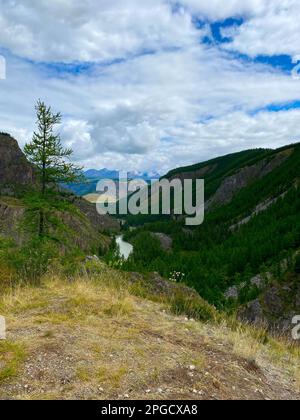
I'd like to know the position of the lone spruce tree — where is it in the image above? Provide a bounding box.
[24,100,82,237]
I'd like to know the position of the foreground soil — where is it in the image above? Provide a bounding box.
[0,273,299,400]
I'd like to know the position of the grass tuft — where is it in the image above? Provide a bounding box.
[0,341,26,383]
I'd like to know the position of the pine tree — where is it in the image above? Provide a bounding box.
[24,100,82,236]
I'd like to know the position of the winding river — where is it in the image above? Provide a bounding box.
[116,235,133,260]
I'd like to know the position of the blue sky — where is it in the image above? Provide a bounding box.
[0,0,300,173]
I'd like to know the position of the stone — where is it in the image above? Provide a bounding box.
[250,275,265,289]
[238,299,264,324]
[264,287,284,316]
[150,232,173,251]
[224,286,239,300]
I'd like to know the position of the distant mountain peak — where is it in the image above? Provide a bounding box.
[84,168,119,179]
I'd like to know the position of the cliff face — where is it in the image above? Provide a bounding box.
[0,133,35,194]
[0,197,26,244]
[206,149,293,209]
[73,196,119,233]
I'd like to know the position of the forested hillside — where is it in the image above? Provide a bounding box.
[119,143,300,317]
[0,132,119,290]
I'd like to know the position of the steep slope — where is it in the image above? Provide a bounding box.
[0,265,299,400]
[0,133,35,195]
[165,144,296,209]
[0,134,119,252]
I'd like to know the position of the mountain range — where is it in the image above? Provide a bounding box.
[65,168,161,198]
[84,168,160,180]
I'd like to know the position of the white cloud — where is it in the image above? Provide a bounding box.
[0,1,300,174]
[181,0,263,20]
[62,119,94,160]
[0,0,203,62]
[221,0,300,58]
[1,1,300,61]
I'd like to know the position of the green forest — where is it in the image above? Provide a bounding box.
[111,144,300,310]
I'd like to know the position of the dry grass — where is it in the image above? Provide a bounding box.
[0,266,299,400]
[0,197,24,208]
[198,319,300,391]
[211,321,264,361]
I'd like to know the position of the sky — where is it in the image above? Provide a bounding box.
[1,0,300,174]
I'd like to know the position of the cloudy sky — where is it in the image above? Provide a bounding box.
[1,0,300,174]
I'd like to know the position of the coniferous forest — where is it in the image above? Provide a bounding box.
[115,143,300,309]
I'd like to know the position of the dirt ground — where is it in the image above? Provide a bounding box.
[0,277,299,400]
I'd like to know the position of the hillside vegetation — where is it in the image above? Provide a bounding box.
[0,131,119,291]
[120,143,300,322]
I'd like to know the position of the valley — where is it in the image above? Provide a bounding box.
[2,0,300,403]
[0,132,299,400]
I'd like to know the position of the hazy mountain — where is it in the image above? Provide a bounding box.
[84,168,160,180]
[84,168,119,179]
[65,168,161,197]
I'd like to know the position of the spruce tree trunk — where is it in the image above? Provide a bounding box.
[39,129,46,237]
[39,209,44,237]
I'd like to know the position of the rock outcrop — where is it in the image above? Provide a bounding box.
[0,133,35,194]
[238,272,300,335]
[150,232,173,251]
[72,196,119,233]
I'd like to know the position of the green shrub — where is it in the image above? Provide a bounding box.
[6,238,58,284]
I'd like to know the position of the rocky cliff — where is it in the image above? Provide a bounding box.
[0,133,35,194]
